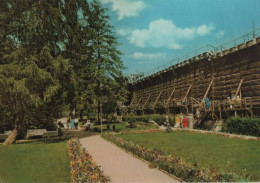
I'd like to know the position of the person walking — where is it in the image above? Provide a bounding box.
[67,118,70,129]
[70,118,75,129]
[74,118,79,130]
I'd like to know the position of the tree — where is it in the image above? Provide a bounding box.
[0,0,127,144]
[0,0,76,144]
[84,0,127,122]
[0,46,73,144]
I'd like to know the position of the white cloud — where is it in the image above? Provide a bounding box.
[116,28,132,36]
[101,0,145,20]
[215,30,225,38]
[196,24,215,36]
[132,52,166,60]
[127,19,215,50]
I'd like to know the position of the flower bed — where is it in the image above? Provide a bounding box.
[67,138,110,183]
[102,133,248,182]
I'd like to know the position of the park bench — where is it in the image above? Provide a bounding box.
[26,129,47,139]
[4,131,12,135]
[43,131,58,139]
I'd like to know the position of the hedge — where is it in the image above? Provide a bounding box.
[225,117,260,137]
[122,114,175,126]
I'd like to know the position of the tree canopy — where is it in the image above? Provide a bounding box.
[0,0,127,144]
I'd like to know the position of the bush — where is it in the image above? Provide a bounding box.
[225,117,260,137]
[122,114,175,126]
[107,113,117,123]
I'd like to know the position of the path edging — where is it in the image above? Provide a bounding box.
[101,134,183,182]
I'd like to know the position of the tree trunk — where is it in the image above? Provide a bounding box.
[3,114,21,145]
[97,102,101,123]
[3,128,17,145]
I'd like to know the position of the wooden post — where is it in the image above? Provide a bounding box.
[165,88,175,108]
[134,97,142,111]
[153,90,163,109]
[142,94,151,110]
[202,79,214,101]
[182,84,192,103]
[234,79,243,99]
[130,93,136,106]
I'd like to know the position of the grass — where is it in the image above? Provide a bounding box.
[0,141,71,183]
[94,122,159,132]
[118,131,260,181]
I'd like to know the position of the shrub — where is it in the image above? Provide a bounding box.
[112,124,116,131]
[123,114,175,126]
[225,117,260,137]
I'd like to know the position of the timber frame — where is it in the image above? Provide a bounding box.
[126,35,260,123]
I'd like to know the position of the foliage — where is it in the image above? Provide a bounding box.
[0,106,13,133]
[103,133,249,182]
[0,47,72,140]
[224,117,260,137]
[0,141,71,183]
[67,138,109,183]
[106,113,117,123]
[123,114,175,126]
[80,0,127,122]
[0,1,74,141]
[93,122,159,133]
[0,0,127,141]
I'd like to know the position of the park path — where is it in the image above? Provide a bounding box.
[80,135,178,183]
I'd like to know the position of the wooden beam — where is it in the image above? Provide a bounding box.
[153,90,163,109]
[130,93,136,106]
[165,88,175,107]
[182,84,192,102]
[136,97,142,105]
[198,79,214,111]
[234,79,243,99]
[142,94,151,110]
[202,79,214,101]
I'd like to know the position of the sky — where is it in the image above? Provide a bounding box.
[100,0,260,76]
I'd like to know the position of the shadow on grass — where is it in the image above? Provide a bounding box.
[15,131,98,144]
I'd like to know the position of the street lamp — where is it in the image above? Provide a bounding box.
[100,104,103,133]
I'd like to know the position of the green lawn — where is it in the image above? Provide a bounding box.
[94,122,159,132]
[118,131,260,181]
[0,141,71,183]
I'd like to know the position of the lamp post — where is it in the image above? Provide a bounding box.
[100,104,103,133]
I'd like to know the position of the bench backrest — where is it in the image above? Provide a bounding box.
[4,131,12,135]
[27,129,47,136]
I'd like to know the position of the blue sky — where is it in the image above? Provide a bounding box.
[100,0,260,76]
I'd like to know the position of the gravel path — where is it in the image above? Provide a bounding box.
[80,135,178,183]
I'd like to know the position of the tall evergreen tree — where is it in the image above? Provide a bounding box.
[0,0,127,144]
[0,1,74,144]
[0,46,73,144]
[86,0,127,122]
